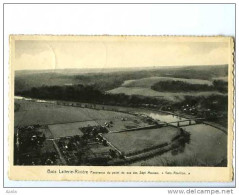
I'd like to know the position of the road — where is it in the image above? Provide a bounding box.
[52,140,67,165]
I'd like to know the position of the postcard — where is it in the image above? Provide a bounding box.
[9,35,234,181]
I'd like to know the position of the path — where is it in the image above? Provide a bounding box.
[52,140,67,165]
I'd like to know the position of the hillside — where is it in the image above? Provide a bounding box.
[15,65,228,93]
[108,72,228,102]
[121,77,213,88]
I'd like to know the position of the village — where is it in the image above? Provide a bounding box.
[14,98,196,166]
[14,92,227,167]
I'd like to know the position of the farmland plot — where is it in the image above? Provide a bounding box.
[48,116,150,138]
[131,124,227,166]
[48,121,100,138]
[108,76,225,102]
[103,126,180,156]
[121,77,213,88]
[108,87,224,102]
[14,100,137,127]
[96,117,148,132]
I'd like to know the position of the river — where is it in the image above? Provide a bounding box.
[131,112,227,166]
[14,96,227,166]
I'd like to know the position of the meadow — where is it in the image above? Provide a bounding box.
[103,126,180,156]
[14,100,138,127]
[108,87,225,102]
[121,77,213,88]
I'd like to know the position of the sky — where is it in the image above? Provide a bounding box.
[14,37,230,70]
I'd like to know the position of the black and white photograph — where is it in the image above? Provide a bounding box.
[12,36,232,168]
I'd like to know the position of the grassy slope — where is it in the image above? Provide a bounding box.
[108,87,225,102]
[122,77,213,88]
[107,67,228,101]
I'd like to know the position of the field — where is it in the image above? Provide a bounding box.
[212,76,228,82]
[48,122,92,138]
[107,75,227,102]
[103,126,180,156]
[130,124,227,166]
[15,99,150,139]
[14,97,227,166]
[14,99,138,127]
[108,87,225,102]
[95,118,148,132]
[47,118,147,138]
[122,77,213,88]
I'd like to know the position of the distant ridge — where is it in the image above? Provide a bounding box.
[15,64,228,75]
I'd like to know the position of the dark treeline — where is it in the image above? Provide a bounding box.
[174,95,228,112]
[151,80,228,93]
[212,80,228,93]
[16,84,169,107]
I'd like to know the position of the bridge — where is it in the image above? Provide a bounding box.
[159,118,205,127]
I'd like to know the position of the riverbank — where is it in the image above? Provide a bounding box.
[15,96,227,133]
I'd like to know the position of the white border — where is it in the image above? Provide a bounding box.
[2,2,236,189]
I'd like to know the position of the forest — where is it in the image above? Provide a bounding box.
[151,80,228,93]
[16,84,169,107]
